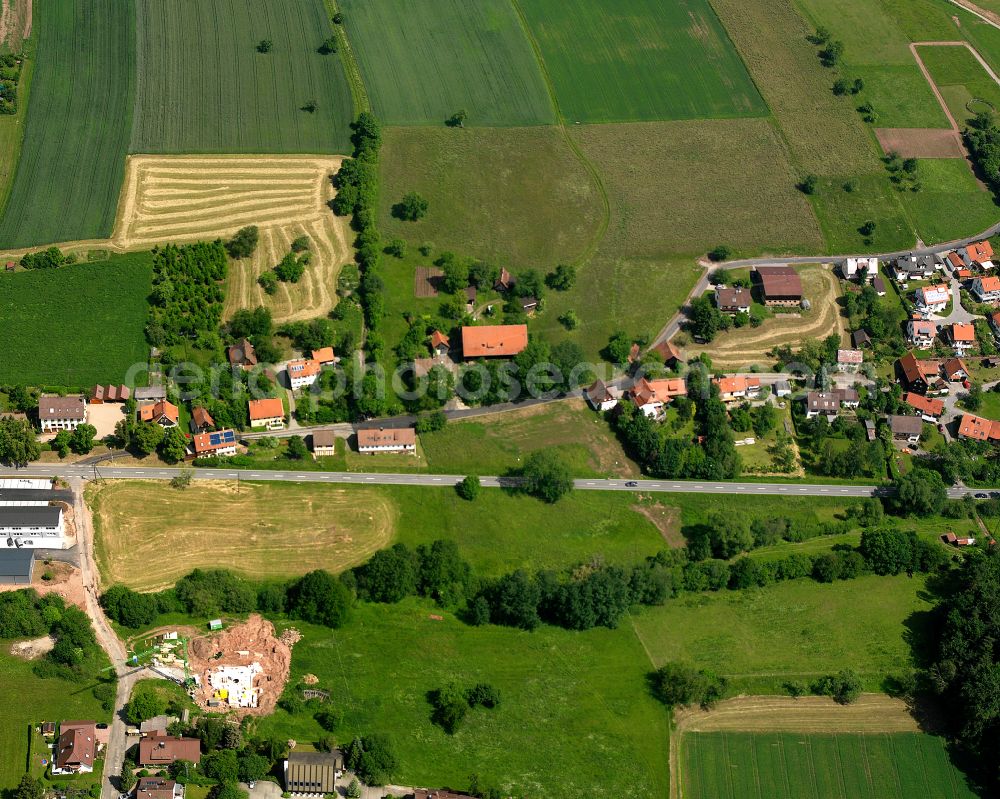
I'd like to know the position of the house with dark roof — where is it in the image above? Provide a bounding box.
[0,506,65,548]
[227,339,257,370]
[493,268,513,292]
[804,389,858,420]
[136,778,183,799]
[714,286,751,314]
[38,395,87,433]
[311,429,337,458]
[284,750,344,794]
[756,266,802,307]
[585,379,621,412]
[897,352,944,394]
[888,414,923,444]
[852,329,872,349]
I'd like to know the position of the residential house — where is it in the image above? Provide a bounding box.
[963,240,995,269]
[139,400,179,428]
[942,357,969,382]
[287,359,321,390]
[357,427,417,454]
[915,284,950,314]
[837,349,863,373]
[430,330,450,357]
[893,255,936,283]
[756,266,802,307]
[190,430,238,459]
[888,414,923,444]
[138,733,202,767]
[947,251,964,272]
[714,286,751,314]
[311,347,335,366]
[190,407,215,434]
[89,384,130,404]
[897,352,945,394]
[838,387,860,409]
[248,398,285,430]
[805,389,858,419]
[136,778,184,799]
[713,375,761,403]
[493,268,513,292]
[946,323,976,356]
[906,319,936,348]
[311,430,337,458]
[957,413,1000,442]
[38,395,87,432]
[843,257,878,280]
[973,275,1000,303]
[227,339,257,370]
[903,392,944,422]
[991,310,1000,338]
[773,379,792,398]
[284,751,344,795]
[852,329,872,349]
[629,377,687,418]
[957,268,973,280]
[653,340,683,368]
[52,721,97,775]
[872,276,887,296]
[627,343,641,363]
[461,324,528,358]
[0,507,65,549]
[585,379,622,412]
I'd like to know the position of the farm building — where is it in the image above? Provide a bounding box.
[139,400,180,428]
[287,358,321,390]
[852,329,872,348]
[888,414,922,444]
[586,379,622,412]
[494,268,514,292]
[311,430,336,457]
[714,286,751,314]
[285,751,345,794]
[755,266,802,307]
[38,395,87,432]
[629,377,687,418]
[897,353,946,395]
[942,357,969,382]
[190,429,238,459]
[134,385,167,403]
[227,339,257,370]
[0,549,34,584]
[653,340,683,367]
[52,721,97,775]
[461,324,528,358]
[357,427,417,454]
[139,733,202,767]
[89,384,130,403]
[0,506,65,548]
[0,487,72,506]
[248,398,285,430]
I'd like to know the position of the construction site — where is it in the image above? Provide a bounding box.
[135,615,294,716]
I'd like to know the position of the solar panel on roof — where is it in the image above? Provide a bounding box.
[209,433,222,445]
[223,430,235,443]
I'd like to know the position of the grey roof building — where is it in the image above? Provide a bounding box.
[0,549,34,584]
[284,751,345,794]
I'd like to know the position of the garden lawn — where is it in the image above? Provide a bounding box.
[630,575,930,693]
[131,0,353,153]
[0,648,111,792]
[518,0,765,122]
[378,126,602,268]
[339,0,553,126]
[682,731,977,799]
[974,387,1000,421]
[0,0,135,247]
[259,604,669,799]
[0,254,153,388]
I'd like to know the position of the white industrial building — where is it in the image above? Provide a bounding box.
[0,506,66,548]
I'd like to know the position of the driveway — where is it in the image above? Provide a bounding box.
[929,276,982,326]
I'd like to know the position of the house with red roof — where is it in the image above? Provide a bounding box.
[973,275,1000,303]
[946,323,976,356]
[248,398,285,430]
[903,392,944,422]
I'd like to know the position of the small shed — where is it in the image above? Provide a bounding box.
[208,619,223,631]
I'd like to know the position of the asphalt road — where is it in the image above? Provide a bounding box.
[1,463,978,498]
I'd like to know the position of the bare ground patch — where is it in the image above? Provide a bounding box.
[875,128,964,158]
[633,502,684,548]
[9,635,54,660]
[414,265,443,298]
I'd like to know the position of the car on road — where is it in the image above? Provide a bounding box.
[625,481,638,487]
[976,493,988,499]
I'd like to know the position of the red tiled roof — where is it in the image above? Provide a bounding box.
[55,722,96,771]
[942,357,968,379]
[977,275,1000,292]
[357,427,416,448]
[631,377,687,407]
[949,323,976,342]
[967,240,994,262]
[139,400,179,425]
[461,324,528,358]
[430,330,450,349]
[311,346,335,364]
[139,734,201,766]
[248,398,284,421]
[713,375,760,395]
[903,392,944,417]
[192,406,214,428]
[288,359,321,378]
[757,266,802,299]
[957,414,1000,442]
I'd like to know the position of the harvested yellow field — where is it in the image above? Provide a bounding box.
[88,480,396,592]
[111,154,352,323]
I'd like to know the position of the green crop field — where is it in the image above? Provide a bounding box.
[258,605,669,799]
[682,731,977,799]
[131,0,353,153]
[919,44,1000,126]
[339,0,553,126]
[378,126,602,267]
[0,253,153,387]
[0,0,135,248]
[517,0,765,122]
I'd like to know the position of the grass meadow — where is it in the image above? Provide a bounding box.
[517,0,765,122]
[339,0,553,126]
[259,607,669,799]
[919,44,1000,126]
[0,253,152,387]
[378,126,602,267]
[0,0,135,247]
[131,0,353,153]
[898,159,1000,244]
[0,649,110,792]
[682,731,977,799]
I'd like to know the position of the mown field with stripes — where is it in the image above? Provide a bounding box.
[113,155,351,323]
[681,732,977,799]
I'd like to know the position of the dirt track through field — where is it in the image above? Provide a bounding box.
[695,266,846,369]
[669,694,920,799]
